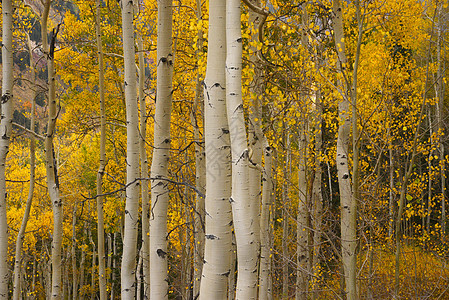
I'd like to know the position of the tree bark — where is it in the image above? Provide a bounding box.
[435,3,446,235]
[72,203,78,299]
[311,82,324,300]
[296,120,309,300]
[282,129,290,300]
[199,0,233,298]
[247,1,264,281]
[0,0,13,294]
[149,0,173,298]
[95,0,107,298]
[259,142,273,300]
[192,1,206,297]
[137,35,150,299]
[332,1,359,298]
[226,0,258,298]
[120,0,140,297]
[41,1,64,298]
[12,33,36,300]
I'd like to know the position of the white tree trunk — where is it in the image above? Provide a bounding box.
[41,1,64,298]
[120,0,140,297]
[296,121,309,300]
[0,0,13,297]
[226,0,258,298]
[333,1,358,298]
[111,232,117,300]
[296,8,311,299]
[137,36,150,299]
[282,129,291,299]
[12,34,36,300]
[199,0,233,298]
[95,1,107,298]
[311,84,323,300]
[192,2,206,297]
[149,0,173,298]
[247,2,264,279]
[259,142,273,300]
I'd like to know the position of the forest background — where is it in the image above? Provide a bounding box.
[1,0,449,299]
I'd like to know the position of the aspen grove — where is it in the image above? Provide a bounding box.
[2,0,449,299]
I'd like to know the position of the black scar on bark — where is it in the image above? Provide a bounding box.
[205,234,218,240]
[157,248,167,258]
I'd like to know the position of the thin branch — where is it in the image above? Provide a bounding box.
[12,122,45,140]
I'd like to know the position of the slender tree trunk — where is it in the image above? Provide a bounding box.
[296,119,309,300]
[107,233,112,288]
[149,0,173,298]
[282,129,290,299]
[268,153,277,300]
[259,142,273,300]
[389,131,395,238]
[12,33,37,300]
[192,1,206,297]
[435,4,446,235]
[296,9,311,299]
[0,0,13,294]
[427,107,434,236]
[89,226,97,300]
[79,223,87,298]
[199,0,233,297]
[43,250,52,298]
[247,1,264,281]
[42,1,64,298]
[63,255,69,299]
[311,85,324,300]
[120,0,140,297]
[180,184,192,300]
[226,0,258,298]
[332,0,362,298]
[136,249,143,300]
[111,232,117,300]
[137,35,150,299]
[95,1,107,298]
[72,204,78,300]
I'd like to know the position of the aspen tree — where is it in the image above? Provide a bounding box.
[332,0,363,298]
[296,120,309,300]
[149,0,173,298]
[282,128,291,299]
[137,36,150,298]
[227,0,258,297]
[259,141,273,300]
[71,204,78,299]
[120,0,140,297]
[243,2,271,296]
[41,1,64,298]
[296,7,310,300]
[311,79,324,300]
[199,0,233,298]
[95,0,107,298]
[12,34,36,300]
[435,2,446,235]
[0,0,13,297]
[192,1,206,296]
[247,0,264,272]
